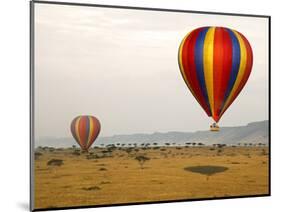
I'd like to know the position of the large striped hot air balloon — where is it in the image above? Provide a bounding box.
[178,26,253,131]
[70,115,101,151]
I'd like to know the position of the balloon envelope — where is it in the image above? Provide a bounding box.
[178,26,253,122]
[70,115,101,151]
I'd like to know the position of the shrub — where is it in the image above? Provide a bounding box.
[34,152,42,160]
[82,186,101,191]
[261,149,268,155]
[47,159,63,166]
[72,150,80,156]
[217,149,223,155]
[86,154,99,160]
[231,162,240,164]
[100,181,111,184]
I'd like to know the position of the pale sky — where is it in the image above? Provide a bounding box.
[34,3,269,139]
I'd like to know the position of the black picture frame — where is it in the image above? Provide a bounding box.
[30,1,271,211]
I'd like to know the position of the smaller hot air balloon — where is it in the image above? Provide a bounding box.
[70,115,101,151]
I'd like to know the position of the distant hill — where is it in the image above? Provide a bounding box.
[35,120,269,147]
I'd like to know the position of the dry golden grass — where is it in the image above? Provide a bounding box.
[34,146,269,209]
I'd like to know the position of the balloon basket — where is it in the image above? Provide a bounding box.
[210,123,220,132]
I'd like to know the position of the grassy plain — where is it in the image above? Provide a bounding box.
[34,146,269,209]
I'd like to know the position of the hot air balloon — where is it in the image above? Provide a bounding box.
[70,115,101,151]
[178,26,253,131]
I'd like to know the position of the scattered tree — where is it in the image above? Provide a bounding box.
[135,155,150,169]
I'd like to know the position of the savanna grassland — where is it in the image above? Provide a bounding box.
[34,145,269,209]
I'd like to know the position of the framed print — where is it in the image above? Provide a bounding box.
[30,1,270,211]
